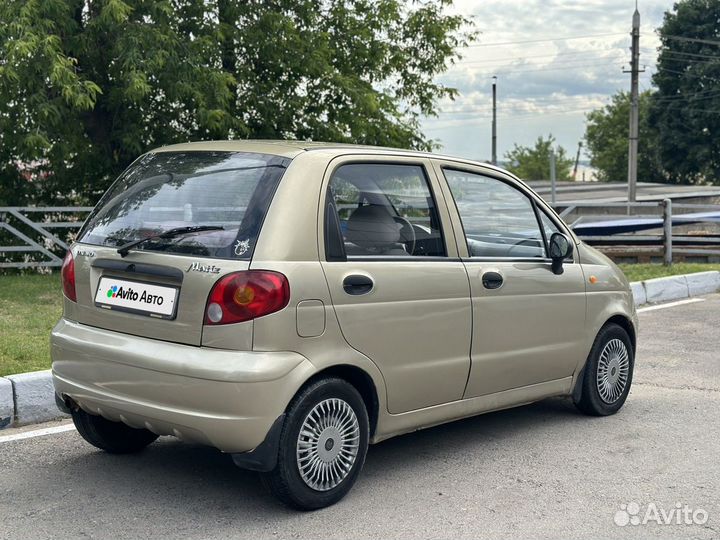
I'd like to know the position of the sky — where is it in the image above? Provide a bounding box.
[422,0,674,162]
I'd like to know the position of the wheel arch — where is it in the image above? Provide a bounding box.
[232,362,381,472]
[573,313,636,403]
[604,314,637,352]
[295,364,380,438]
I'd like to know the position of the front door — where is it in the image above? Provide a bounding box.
[436,164,587,398]
[320,157,472,414]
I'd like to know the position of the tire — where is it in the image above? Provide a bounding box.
[72,409,158,454]
[574,323,635,416]
[262,377,369,510]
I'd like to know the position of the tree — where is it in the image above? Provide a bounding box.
[0,0,474,205]
[585,91,664,183]
[504,135,574,181]
[649,0,720,184]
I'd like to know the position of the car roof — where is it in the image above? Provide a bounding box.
[151,139,508,175]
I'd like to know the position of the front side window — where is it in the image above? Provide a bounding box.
[443,168,546,259]
[326,163,446,258]
[79,151,289,259]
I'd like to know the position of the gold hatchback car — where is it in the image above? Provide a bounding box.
[52,140,637,509]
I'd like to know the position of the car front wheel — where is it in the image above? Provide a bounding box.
[575,323,635,416]
[262,377,369,510]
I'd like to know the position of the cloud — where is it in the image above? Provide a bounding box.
[423,0,672,160]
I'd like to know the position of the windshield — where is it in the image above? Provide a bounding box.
[79,151,289,259]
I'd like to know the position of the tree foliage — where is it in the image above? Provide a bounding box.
[0,0,473,205]
[649,0,720,184]
[585,91,663,183]
[504,135,574,181]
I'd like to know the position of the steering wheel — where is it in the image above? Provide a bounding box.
[393,216,417,255]
[507,238,542,257]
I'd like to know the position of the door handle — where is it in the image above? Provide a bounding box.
[481,271,504,290]
[342,274,374,295]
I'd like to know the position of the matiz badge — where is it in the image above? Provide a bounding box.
[186,262,221,274]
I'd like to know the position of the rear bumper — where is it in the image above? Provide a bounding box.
[51,318,315,453]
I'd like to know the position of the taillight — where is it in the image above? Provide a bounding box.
[61,251,77,302]
[204,271,290,325]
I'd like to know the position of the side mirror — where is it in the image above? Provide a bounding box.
[549,232,573,275]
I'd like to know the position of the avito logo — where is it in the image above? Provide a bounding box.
[107,286,139,301]
[105,284,164,306]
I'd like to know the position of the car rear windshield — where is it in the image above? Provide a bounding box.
[79,151,290,259]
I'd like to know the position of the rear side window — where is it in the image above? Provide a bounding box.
[326,163,446,258]
[443,168,546,259]
[79,152,289,259]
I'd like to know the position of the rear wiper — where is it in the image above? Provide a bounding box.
[116,225,224,257]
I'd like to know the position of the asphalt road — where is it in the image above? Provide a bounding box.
[2,296,719,539]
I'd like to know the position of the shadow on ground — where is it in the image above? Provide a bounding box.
[39,397,588,518]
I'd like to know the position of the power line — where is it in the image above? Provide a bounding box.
[658,49,720,60]
[652,90,720,102]
[459,60,624,75]
[491,88,720,107]
[439,90,613,107]
[654,66,720,80]
[456,55,625,71]
[655,59,720,71]
[440,96,611,115]
[424,108,600,130]
[442,103,608,118]
[430,96,720,127]
[466,32,628,48]
[664,35,720,47]
[456,47,625,66]
[655,55,720,67]
[663,106,720,114]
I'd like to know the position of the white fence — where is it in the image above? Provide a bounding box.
[0,207,92,269]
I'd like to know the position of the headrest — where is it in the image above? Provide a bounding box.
[346,205,401,249]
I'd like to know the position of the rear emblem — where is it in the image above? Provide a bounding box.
[186,262,221,274]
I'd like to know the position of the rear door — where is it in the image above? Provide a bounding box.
[67,151,287,346]
[433,162,587,398]
[320,155,472,414]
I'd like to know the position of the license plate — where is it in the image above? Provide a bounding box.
[94,277,179,319]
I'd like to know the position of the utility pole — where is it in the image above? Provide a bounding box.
[625,3,642,203]
[572,141,583,181]
[491,76,497,165]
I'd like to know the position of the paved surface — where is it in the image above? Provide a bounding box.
[1,297,719,539]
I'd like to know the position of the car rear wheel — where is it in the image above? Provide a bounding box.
[574,323,634,416]
[262,377,369,510]
[71,409,159,454]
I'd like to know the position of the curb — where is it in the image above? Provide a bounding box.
[0,378,13,429]
[0,370,68,429]
[632,271,720,306]
[1,271,719,430]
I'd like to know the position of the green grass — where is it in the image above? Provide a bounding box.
[618,263,720,283]
[0,273,62,377]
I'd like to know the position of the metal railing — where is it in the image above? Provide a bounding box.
[556,200,720,264]
[0,207,93,269]
[3,201,720,269]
